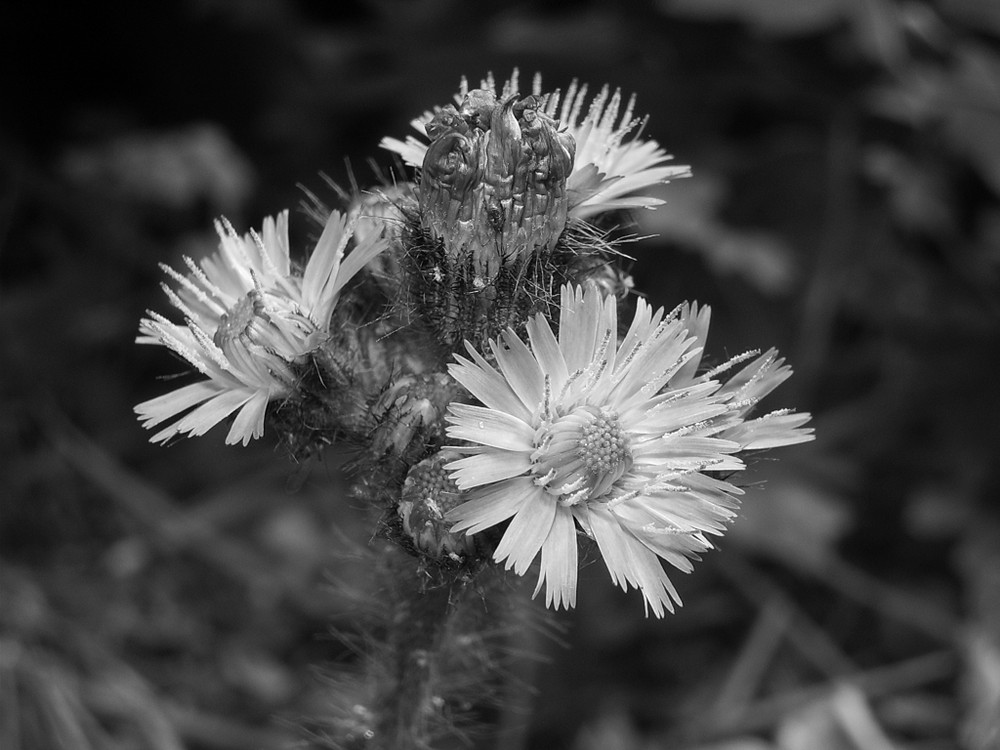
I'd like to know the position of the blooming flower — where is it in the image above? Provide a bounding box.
[380,70,689,223]
[135,209,385,445]
[444,285,812,615]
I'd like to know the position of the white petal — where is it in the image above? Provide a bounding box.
[301,210,350,323]
[533,506,579,610]
[558,285,612,374]
[134,381,221,428]
[587,505,679,618]
[671,302,711,386]
[160,388,257,441]
[491,331,544,411]
[493,487,556,575]
[446,451,532,489]
[449,349,531,421]
[446,403,534,450]
[526,313,569,389]
[447,477,534,534]
[719,412,814,450]
[226,389,271,445]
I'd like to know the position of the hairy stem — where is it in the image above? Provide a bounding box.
[368,551,466,750]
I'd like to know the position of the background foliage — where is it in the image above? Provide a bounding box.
[3,1,999,748]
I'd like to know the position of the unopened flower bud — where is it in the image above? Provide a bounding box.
[370,373,456,458]
[399,450,474,560]
[419,88,576,282]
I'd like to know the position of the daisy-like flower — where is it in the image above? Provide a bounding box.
[135,209,385,445]
[444,285,812,616]
[380,70,689,222]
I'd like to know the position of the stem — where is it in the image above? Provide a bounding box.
[372,554,461,750]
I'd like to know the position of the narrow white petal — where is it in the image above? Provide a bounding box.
[446,451,532,489]
[226,389,271,445]
[719,412,814,449]
[671,303,711,386]
[491,331,545,411]
[158,388,258,441]
[559,285,610,373]
[301,210,349,322]
[526,313,569,390]
[447,477,533,534]
[449,350,531,422]
[588,506,679,618]
[327,233,387,307]
[533,506,579,610]
[493,487,557,576]
[134,381,221,428]
[446,403,534,450]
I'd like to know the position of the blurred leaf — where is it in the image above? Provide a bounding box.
[641,174,798,295]
[902,483,974,541]
[686,740,776,750]
[870,43,1000,196]
[959,632,1000,750]
[661,0,906,66]
[59,124,255,213]
[573,705,645,750]
[862,146,954,238]
[729,469,851,572]
[939,0,1000,35]
[658,0,845,35]
[776,684,896,750]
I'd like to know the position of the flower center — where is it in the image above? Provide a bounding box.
[213,291,266,351]
[404,458,463,516]
[400,451,472,559]
[577,410,631,477]
[533,405,633,504]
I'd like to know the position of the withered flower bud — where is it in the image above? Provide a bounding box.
[419,89,576,282]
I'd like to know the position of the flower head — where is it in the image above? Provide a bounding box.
[399,450,476,560]
[135,209,385,445]
[380,70,689,225]
[444,285,812,615]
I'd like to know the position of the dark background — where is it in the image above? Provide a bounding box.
[3,1,999,748]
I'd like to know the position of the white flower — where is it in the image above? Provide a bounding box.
[135,209,385,445]
[379,70,689,221]
[444,285,812,615]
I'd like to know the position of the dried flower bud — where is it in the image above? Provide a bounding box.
[399,450,475,560]
[419,90,576,281]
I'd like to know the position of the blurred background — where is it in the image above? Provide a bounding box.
[3,1,1000,748]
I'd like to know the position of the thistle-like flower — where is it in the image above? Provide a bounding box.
[444,285,813,615]
[135,210,385,445]
[399,450,475,560]
[380,70,689,228]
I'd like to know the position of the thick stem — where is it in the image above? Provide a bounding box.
[371,555,461,750]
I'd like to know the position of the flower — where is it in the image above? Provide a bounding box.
[380,70,689,223]
[444,285,813,615]
[135,209,385,445]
